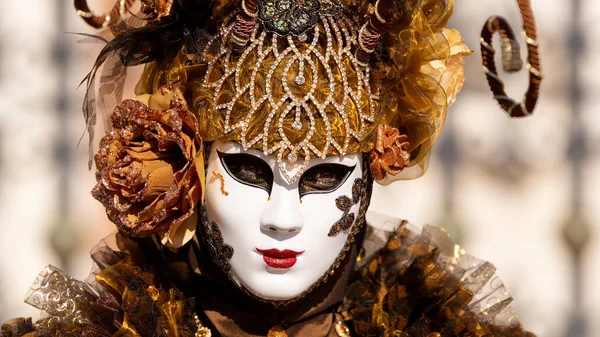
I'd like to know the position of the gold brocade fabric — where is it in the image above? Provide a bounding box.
[1,235,199,337]
[134,0,471,180]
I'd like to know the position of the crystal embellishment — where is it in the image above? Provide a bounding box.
[287,152,298,163]
[202,15,378,184]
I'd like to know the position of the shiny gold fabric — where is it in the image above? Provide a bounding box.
[92,89,205,248]
[8,234,200,337]
[1,318,36,337]
[342,222,535,337]
[375,0,471,178]
[134,0,470,179]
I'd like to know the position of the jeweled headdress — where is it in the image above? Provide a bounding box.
[78,0,540,184]
[77,0,541,243]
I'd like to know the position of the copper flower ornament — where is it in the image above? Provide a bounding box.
[369,124,410,181]
[92,90,204,248]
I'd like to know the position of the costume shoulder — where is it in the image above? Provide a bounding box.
[1,234,202,337]
[342,221,536,337]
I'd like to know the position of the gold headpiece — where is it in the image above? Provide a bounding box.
[76,0,542,244]
[198,12,379,183]
[79,0,541,184]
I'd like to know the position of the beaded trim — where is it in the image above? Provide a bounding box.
[242,0,258,18]
[202,15,379,184]
[211,171,229,196]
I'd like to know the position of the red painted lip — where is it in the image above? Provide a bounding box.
[256,248,304,269]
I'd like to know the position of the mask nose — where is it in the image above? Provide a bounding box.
[260,187,304,235]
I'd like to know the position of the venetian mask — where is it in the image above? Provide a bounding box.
[201,141,368,300]
[85,0,483,305]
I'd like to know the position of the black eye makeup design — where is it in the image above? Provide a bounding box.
[298,163,355,198]
[218,151,274,194]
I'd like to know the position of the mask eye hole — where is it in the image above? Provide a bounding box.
[218,152,274,195]
[299,164,355,198]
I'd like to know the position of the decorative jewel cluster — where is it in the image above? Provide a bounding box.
[202,14,379,184]
[259,0,318,35]
[257,0,342,36]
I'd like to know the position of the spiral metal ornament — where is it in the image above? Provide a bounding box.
[74,0,136,28]
[480,0,542,117]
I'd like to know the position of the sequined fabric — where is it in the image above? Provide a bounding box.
[257,0,342,36]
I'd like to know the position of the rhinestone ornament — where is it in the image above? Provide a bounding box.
[202,14,379,184]
[295,75,306,85]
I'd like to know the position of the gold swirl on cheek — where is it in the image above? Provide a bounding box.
[211,171,229,196]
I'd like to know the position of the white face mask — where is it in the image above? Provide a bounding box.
[202,141,365,300]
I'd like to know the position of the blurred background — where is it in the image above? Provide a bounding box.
[0,0,596,336]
